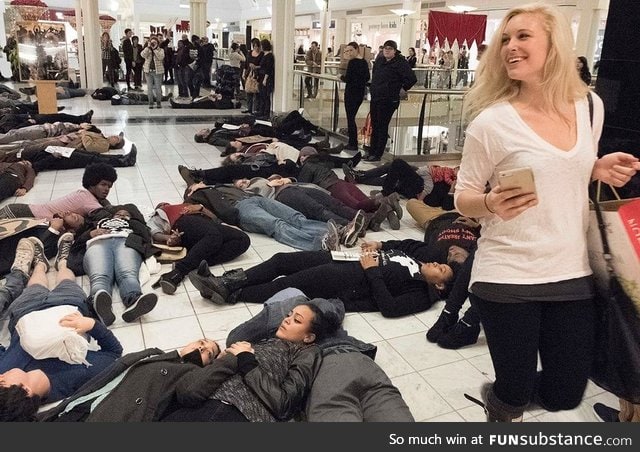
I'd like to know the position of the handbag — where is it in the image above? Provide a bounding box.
[153,243,187,263]
[358,112,372,149]
[588,182,640,403]
[244,70,260,94]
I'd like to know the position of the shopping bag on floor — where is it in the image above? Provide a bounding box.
[588,183,640,403]
[358,112,372,148]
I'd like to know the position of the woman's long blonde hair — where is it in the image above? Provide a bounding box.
[463,2,589,121]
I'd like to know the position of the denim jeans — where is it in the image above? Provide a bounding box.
[176,66,193,98]
[236,197,328,251]
[146,71,163,104]
[83,237,143,303]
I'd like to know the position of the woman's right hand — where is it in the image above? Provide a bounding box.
[485,186,538,221]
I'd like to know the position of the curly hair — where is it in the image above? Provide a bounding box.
[0,386,41,421]
[82,163,118,189]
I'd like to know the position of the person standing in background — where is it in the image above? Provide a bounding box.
[121,28,134,91]
[406,47,417,68]
[576,56,592,86]
[454,3,639,422]
[242,38,263,115]
[228,42,246,97]
[141,37,165,109]
[304,41,322,99]
[340,42,370,151]
[199,36,215,88]
[131,36,144,90]
[100,32,113,87]
[257,39,274,119]
[366,40,416,162]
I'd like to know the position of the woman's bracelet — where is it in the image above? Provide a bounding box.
[483,193,495,214]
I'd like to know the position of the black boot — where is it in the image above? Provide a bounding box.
[188,261,247,304]
[157,268,185,295]
[426,309,457,343]
[437,319,480,349]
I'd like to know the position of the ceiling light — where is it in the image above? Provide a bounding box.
[447,5,477,13]
[390,9,416,17]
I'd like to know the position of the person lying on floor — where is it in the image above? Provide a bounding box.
[296,147,399,230]
[0,214,84,278]
[0,162,116,221]
[0,236,123,421]
[343,158,458,228]
[38,300,341,422]
[147,201,251,295]
[183,181,351,254]
[0,110,94,134]
[6,129,125,156]
[0,121,94,145]
[221,137,344,158]
[225,289,414,422]
[362,212,482,349]
[188,248,457,318]
[65,205,160,326]
[0,160,35,203]
[232,176,368,244]
[110,91,173,106]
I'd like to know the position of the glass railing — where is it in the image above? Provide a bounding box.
[293,69,467,161]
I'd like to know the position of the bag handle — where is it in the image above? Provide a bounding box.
[589,183,616,278]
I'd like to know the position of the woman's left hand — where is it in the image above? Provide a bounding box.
[592,152,640,187]
[227,341,254,355]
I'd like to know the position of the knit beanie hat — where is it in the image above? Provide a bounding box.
[299,146,318,159]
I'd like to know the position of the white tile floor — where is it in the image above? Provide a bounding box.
[0,87,619,422]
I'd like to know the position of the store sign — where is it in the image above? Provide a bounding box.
[312,19,335,29]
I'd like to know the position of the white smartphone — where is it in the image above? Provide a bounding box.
[498,167,537,194]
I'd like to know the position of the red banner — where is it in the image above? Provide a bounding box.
[427,11,486,47]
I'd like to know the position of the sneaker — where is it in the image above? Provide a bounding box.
[148,104,155,109]
[593,403,621,422]
[27,236,50,272]
[437,319,481,349]
[92,289,115,326]
[12,238,35,276]
[187,260,227,304]
[426,309,457,343]
[122,292,158,323]
[178,165,200,186]
[156,102,162,109]
[341,210,367,248]
[321,219,341,251]
[386,210,401,230]
[54,232,74,271]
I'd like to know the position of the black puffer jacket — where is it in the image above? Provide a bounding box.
[369,53,417,102]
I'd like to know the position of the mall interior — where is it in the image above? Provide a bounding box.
[0,0,637,423]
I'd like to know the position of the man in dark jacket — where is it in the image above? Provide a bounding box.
[37,339,225,422]
[366,40,417,161]
[121,28,134,90]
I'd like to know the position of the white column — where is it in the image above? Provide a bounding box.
[190,0,207,38]
[0,2,11,76]
[74,0,86,88]
[574,0,604,62]
[80,0,102,89]
[397,0,421,50]
[319,0,329,74]
[272,0,296,113]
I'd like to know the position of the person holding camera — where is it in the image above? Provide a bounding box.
[140,37,165,109]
